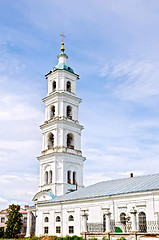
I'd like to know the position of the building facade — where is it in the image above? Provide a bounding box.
[0,205,33,237]
[26,42,159,237]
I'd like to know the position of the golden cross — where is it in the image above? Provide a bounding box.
[60,33,65,42]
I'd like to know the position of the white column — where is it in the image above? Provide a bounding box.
[105,210,111,232]
[130,207,137,232]
[25,210,31,237]
[155,212,159,222]
[82,213,88,232]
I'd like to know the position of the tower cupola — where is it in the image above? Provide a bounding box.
[53,42,74,73]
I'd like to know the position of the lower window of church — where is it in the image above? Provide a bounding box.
[44,226,49,234]
[69,226,74,234]
[56,226,61,233]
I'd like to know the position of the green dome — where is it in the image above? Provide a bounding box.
[53,62,74,73]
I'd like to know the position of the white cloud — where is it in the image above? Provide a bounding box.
[0,197,8,204]
[102,59,159,104]
[0,94,43,121]
[0,173,38,210]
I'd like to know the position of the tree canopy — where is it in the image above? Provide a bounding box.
[6,204,23,238]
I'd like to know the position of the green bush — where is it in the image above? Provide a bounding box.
[118,237,126,240]
[102,237,108,240]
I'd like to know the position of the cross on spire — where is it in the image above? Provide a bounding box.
[60,33,65,42]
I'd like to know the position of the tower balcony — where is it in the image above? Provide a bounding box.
[41,146,82,156]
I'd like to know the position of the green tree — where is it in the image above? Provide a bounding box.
[0,227,4,238]
[5,204,23,238]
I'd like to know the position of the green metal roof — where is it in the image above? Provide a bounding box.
[53,62,74,73]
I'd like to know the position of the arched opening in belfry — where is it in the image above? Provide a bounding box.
[139,212,147,232]
[67,170,71,183]
[73,171,76,184]
[67,170,71,184]
[67,133,74,149]
[66,106,72,119]
[50,105,55,119]
[53,81,56,92]
[47,132,54,149]
[45,171,48,184]
[49,170,52,184]
[66,81,71,92]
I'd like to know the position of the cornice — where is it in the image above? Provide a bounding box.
[40,117,84,130]
[42,91,82,103]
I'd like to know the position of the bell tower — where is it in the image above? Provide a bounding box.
[36,41,85,198]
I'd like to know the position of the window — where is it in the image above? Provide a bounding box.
[66,106,72,119]
[56,226,61,233]
[24,217,27,223]
[47,132,54,149]
[139,212,147,232]
[44,217,49,222]
[103,215,106,232]
[44,226,49,234]
[69,226,74,234]
[73,171,76,184]
[120,212,126,225]
[23,227,27,233]
[69,215,74,221]
[50,105,55,119]
[67,170,71,184]
[56,216,61,222]
[45,171,48,184]
[66,81,71,92]
[1,217,5,223]
[53,81,56,91]
[49,170,52,184]
[67,133,74,149]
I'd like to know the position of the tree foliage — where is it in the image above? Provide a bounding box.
[6,204,23,238]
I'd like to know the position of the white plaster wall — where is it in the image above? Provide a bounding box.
[35,191,159,237]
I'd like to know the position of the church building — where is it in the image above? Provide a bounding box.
[26,42,159,237]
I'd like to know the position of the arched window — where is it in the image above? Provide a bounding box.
[56,216,61,222]
[50,105,55,119]
[103,215,106,232]
[44,217,49,222]
[49,170,52,184]
[120,212,126,225]
[66,81,71,92]
[45,171,48,184]
[53,81,56,92]
[66,106,72,119]
[139,212,147,232]
[47,132,54,149]
[67,170,71,184]
[68,215,74,221]
[67,133,74,149]
[73,171,76,184]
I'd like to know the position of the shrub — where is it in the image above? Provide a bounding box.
[118,237,126,240]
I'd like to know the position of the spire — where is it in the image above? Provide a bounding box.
[61,42,65,52]
[57,34,68,64]
[60,33,65,52]
[52,35,74,74]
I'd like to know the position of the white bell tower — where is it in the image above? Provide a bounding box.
[35,41,85,199]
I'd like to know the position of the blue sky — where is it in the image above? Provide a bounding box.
[1,0,159,209]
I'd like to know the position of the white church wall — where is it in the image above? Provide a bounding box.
[35,190,159,237]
